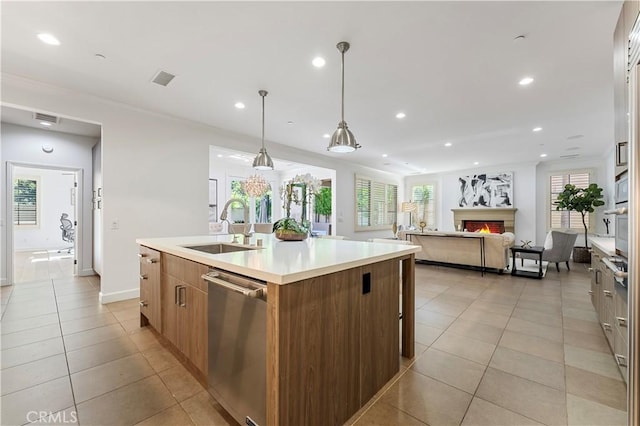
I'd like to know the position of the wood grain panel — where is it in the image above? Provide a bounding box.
[184,285,208,375]
[267,268,361,426]
[360,259,400,403]
[161,273,180,348]
[185,260,210,293]
[267,268,361,425]
[401,254,415,358]
[162,253,185,281]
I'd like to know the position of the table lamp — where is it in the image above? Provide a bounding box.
[401,201,418,230]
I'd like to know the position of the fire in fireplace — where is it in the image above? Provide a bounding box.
[463,220,505,234]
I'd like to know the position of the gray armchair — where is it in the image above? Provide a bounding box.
[521,230,578,272]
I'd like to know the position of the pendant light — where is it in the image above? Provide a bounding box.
[253,89,274,170]
[328,41,360,153]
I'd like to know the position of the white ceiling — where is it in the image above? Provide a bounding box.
[1,106,101,138]
[1,1,622,175]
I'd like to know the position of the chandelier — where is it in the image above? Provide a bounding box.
[243,174,271,197]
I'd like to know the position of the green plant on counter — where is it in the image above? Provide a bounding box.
[272,217,309,234]
[554,183,605,248]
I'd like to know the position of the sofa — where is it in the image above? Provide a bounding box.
[400,230,516,272]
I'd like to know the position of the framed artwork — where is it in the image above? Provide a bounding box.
[458,172,513,208]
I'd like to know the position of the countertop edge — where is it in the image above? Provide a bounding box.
[137,236,420,285]
[589,237,616,256]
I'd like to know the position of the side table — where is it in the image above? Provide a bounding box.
[511,246,545,279]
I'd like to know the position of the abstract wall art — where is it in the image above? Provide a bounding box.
[458,172,513,208]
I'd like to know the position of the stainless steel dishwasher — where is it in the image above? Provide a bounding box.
[202,269,267,426]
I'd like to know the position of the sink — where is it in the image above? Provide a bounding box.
[184,243,258,254]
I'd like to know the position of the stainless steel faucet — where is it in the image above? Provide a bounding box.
[220,198,251,237]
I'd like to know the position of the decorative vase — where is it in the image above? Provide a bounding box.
[275,230,308,241]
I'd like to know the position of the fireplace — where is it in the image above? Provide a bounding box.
[451,208,517,233]
[463,220,505,234]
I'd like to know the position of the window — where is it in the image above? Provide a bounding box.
[549,170,591,230]
[14,178,38,226]
[229,178,272,223]
[355,175,398,230]
[411,184,436,229]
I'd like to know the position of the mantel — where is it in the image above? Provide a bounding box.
[451,208,518,233]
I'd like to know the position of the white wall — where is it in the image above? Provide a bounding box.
[1,122,97,282]
[405,162,538,244]
[13,166,76,251]
[2,75,400,301]
[93,139,103,275]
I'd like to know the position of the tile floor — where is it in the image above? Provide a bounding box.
[0,260,628,425]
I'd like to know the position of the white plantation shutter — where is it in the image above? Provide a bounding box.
[355,175,398,230]
[356,177,371,226]
[550,171,592,230]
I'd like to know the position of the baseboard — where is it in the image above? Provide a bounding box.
[78,268,95,277]
[99,288,139,304]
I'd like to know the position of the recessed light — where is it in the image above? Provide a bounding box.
[94,53,106,60]
[519,77,534,86]
[444,142,452,147]
[513,35,526,42]
[287,121,294,125]
[217,154,223,158]
[322,134,330,138]
[540,153,547,158]
[37,33,60,46]
[382,154,388,157]
[395,112,406,119]
[40,122,52,126]
[473,161,479,165]
[567,134,584,140]
[42,145,54,153]
[312,57,326,68]
[234,102,245,109]
[383,162,391,166]
[532,127,542,132]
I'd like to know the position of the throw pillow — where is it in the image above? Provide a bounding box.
[543,231,554,250]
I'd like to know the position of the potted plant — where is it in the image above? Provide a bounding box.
[273,174,321,241]
[554,183,605,262]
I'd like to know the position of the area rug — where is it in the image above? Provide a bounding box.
[508,258,549,277]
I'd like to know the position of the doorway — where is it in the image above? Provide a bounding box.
[7,163,82,284]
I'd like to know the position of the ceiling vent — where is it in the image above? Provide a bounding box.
[33,112,59,124]
[151,70,175,87]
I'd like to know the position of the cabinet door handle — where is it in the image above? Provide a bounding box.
[179,286,187,308]
[616,317,628,327]
[588,290,594,295]
[588,267,594,272]
[138,253,145,258]
[595,270,601,284]
[174,285,179,305]
[602,322,612,331]
[146,258,157,264]
[604,290,613,298]
[139,300,148,307]
[615,354,627,367]
[139,275,148,280]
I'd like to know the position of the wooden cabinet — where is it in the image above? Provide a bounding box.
[267,258,401,426]
[590,245,628,383]
[158,252,209,378]
[614,287,629,383]
[139,246,161,329]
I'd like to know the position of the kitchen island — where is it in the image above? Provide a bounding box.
[136,233,419,426]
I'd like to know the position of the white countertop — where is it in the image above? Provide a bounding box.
[589,236,616,256]
[136,233,420,285]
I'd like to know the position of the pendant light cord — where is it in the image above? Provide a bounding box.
[341,49,345,123]
[261,93,266,149]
